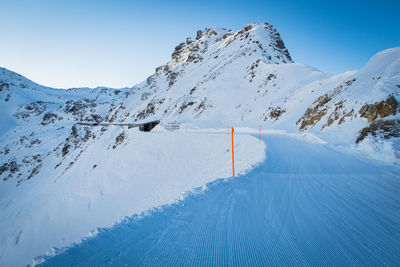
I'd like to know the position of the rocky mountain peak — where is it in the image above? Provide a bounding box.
[146,22,294,95]
[219,22,292,62]
[164,22,292,69]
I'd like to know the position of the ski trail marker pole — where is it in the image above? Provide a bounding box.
[231,127,235,177]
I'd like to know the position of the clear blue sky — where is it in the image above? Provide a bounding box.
[0,0,399,88]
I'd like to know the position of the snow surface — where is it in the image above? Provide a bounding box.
[0,128,265,266]
[40,134,400,266]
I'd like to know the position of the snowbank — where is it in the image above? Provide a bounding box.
[0,129,265,266]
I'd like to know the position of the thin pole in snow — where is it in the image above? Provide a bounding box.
[259,125,261,143]
[231,127,235,177]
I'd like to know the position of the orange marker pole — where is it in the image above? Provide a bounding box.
[231,127,235,177]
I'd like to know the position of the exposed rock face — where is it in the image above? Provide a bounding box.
[263,23,292,62]
[359,96,398,123]
[297,79,356,130]
[15,101,51,120]
[41,112,61,125]
[264,106,286,121]
[356,119,400,143]
[112,131,126,149]
[170,28,217,64]
[354,96,399,143]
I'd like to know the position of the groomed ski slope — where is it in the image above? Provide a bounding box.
[41,134,400,266]
[0,130,265,267]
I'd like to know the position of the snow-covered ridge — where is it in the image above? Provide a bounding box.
[0,22,400,265]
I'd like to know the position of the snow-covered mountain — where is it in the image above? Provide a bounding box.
[2,23,399,184]
[0,22,399,265]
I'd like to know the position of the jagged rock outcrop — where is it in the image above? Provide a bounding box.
[356,119,400,143]
[359,96,397,123]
